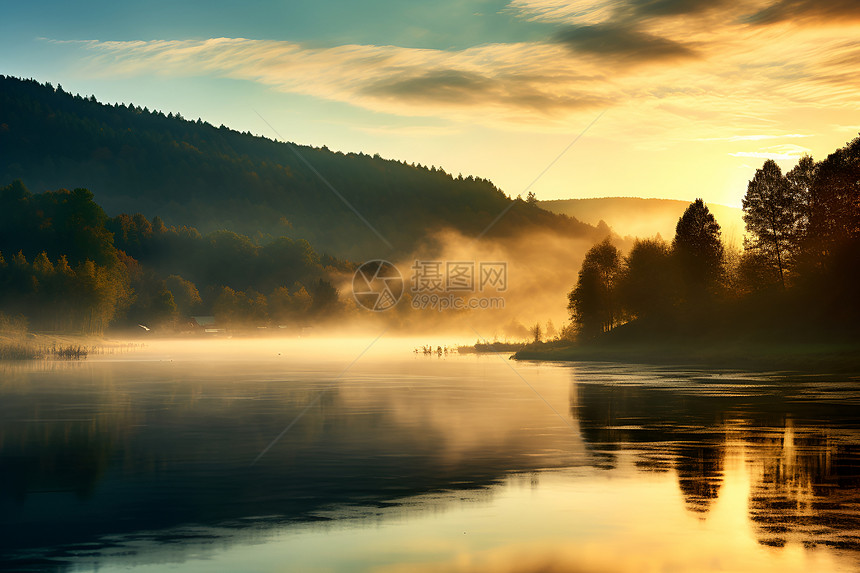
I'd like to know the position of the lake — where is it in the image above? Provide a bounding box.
[1,337,858,572]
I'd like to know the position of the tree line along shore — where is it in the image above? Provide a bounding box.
[516,134,860,369]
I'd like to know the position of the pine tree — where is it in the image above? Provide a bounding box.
[672,199,724,297]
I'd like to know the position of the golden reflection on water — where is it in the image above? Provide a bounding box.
[0,338,858,572]
[108,456,854,573]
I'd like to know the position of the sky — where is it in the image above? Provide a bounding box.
[2,0,859,207]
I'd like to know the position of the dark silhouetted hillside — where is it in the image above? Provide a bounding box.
[0,75,602,259]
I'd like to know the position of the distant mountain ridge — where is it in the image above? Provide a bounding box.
[0,75,603,259]
[540,197,745,245]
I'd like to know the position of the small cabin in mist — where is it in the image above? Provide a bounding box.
[192,316,223,334]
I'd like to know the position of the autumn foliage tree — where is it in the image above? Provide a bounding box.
[0,181,351,333]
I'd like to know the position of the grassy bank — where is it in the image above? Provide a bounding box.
[0,333,114,361]
[513,338,860,373]
[457,341,527,354]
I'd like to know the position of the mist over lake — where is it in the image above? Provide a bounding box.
[2,338,857,572]
[3,0,860,569]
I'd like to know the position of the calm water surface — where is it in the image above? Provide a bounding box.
[1,337,858,572]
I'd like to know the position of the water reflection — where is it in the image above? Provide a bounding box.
[747,423,860,551]
[0,345,587,570]
[573,369,860,550]
[0,343,858,571]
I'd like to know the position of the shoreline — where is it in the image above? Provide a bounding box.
[0,333,141,360]
[512,339,860,374]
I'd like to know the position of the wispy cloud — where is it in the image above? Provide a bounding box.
[505,0,620,25]
[729,143,812,159]
[508,0,860,28]
[746,0,860,26]
[508,0,745,25]
[698,134,812,142]
[352,123,463,137]
[553,23,698,64]
[70,37,616,127]
[57,0,860,140]
[832,124,860,134]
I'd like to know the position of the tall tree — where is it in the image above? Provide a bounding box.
[742,160,800,288]
[786,155,816,246]
[800,135,860,324]
[672,199,724,298]
[804,135,860,259]
[568,238,622,338]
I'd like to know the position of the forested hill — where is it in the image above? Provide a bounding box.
[0,75,601,259]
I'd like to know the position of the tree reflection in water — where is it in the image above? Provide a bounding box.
[572,372,860,549]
